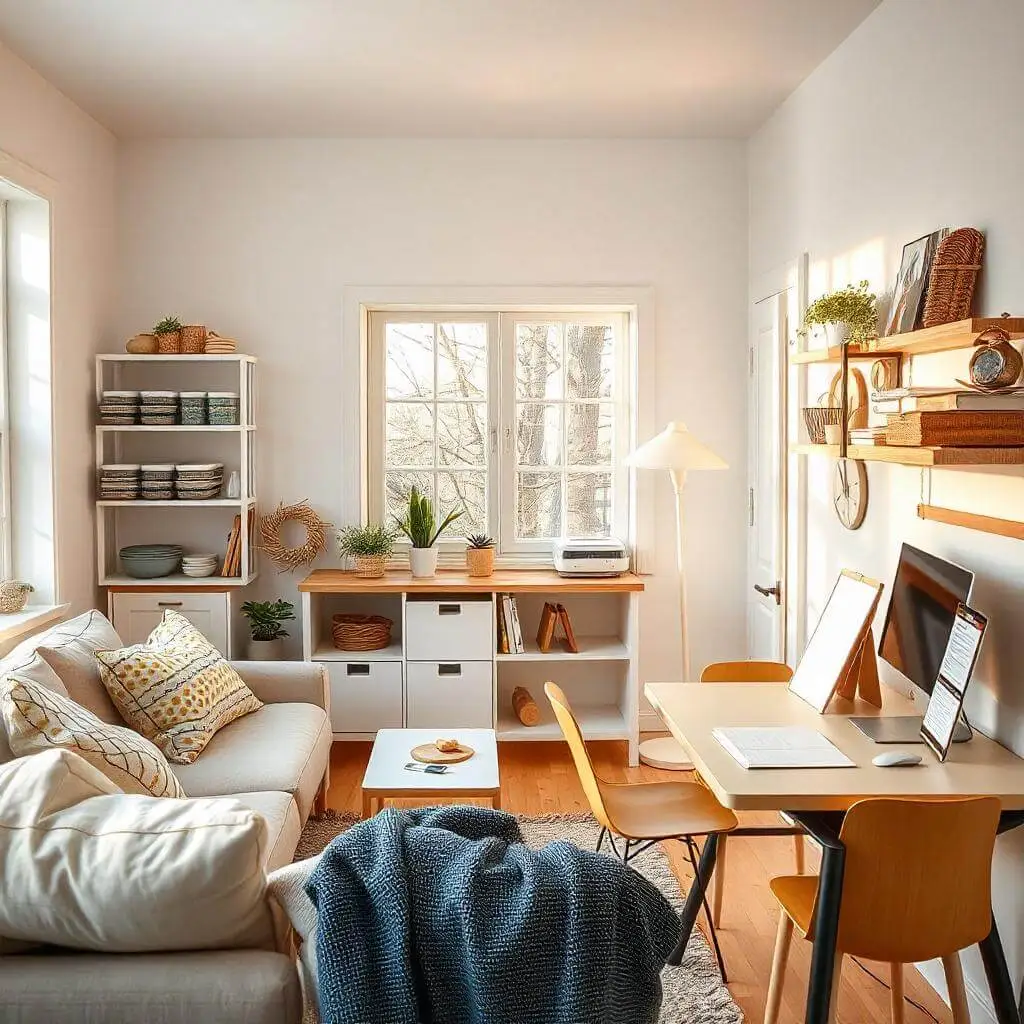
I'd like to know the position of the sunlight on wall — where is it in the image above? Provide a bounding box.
[17,233,49,292]
[808,237,887,301]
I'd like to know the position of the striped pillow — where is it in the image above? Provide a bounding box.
[96,611,262,765]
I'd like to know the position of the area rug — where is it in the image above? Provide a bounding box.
[296,811,743,1024]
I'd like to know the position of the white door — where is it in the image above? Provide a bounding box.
[747,294,787,661]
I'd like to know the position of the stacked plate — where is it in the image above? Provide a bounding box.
[182,553,219,578]
[204,335,238,354]
[140,390,179,425]
[99,464,141,500]
[140,464,176,501]
[120,544,183,579]
[99,391,140,425]
[175,463,224,501]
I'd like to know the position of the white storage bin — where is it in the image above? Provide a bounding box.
[109,591,230,655]
[405,597,493,662]
[326,661,403,734]
[406,661,493,729]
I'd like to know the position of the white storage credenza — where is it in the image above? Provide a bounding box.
[107,587,238,657]
[298,569,645,764]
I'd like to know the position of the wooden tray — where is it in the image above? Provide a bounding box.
[886,411,1024,447]
[410,742,475,764]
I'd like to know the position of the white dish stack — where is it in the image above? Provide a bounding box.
[181,554,219,578]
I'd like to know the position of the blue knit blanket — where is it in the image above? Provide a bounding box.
[305,806,681,1024]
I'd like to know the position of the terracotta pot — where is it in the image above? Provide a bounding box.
[466,547,495,577]
[156,330,181,354]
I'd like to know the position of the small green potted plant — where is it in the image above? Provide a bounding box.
[802,280,878,349]
[393,486,463,578]
[240,598,295,661]
[466,534,496,577]
[153,315,184,354]
[338,522,397,578]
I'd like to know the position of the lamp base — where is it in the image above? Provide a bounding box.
[638,736,694,772]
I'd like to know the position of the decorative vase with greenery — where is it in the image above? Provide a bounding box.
[466,534,496,577]
[393,486,464,578]
[240,598,295,661]
[153,315,184,354]
[802,281,878,349]
[338,523,397,578]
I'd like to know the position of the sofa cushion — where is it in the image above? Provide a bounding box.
[96,611,263,765]
[233,790,301,873]
[0,748,275,953]
[0,653,68,765]
[1,673,185,798]
[0,950,302,1024]
[171,702,330,820]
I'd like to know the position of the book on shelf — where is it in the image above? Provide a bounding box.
[508,596,525,654]
[501,594,524,654]
[536,602,558,653]
[496,596,510,654]
[849,427,887,446]
[556,603,579,654]
[873,386,1024,413]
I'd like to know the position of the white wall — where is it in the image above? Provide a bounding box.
[115,138,749,691]
[750,0,1024,1014]
[0,39,117,612]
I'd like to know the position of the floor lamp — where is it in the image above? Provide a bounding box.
[627,422,727,770]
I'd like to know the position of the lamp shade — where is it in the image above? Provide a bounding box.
[626,422,727,472]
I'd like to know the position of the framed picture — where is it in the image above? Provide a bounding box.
[885,229,946,336]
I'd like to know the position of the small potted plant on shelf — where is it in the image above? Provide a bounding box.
[802,280,878,349]
[393,486,463,579]
[152,315,184,354]
[240,598,295,661]
[337,522,397,578]
[465,534,496,577]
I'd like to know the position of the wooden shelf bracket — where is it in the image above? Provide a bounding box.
[917,503,1024,541]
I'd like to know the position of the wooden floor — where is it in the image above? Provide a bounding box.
[328,739,952,1024]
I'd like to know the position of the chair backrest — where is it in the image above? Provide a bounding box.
[543,682,614,830]
[819,796,1001,962]
[700,660,794,683]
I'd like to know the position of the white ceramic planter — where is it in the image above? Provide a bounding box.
[246,637,284,661]
[823,321,852,348]
[409,546,438,578]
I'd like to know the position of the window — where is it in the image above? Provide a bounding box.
[368,309,631,560]
[0,201,10,580]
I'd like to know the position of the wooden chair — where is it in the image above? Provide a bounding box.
[544,681,738,979]
[763,796,1001,1024]
[700,660,804,927]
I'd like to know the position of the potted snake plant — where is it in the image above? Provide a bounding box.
[393,486,463,578]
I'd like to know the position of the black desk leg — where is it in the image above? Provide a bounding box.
[979,913,1020,1024]
[804,840,846,1024]
[667,832,719,967]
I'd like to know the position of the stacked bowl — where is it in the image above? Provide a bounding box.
[99,464,141,500]
[140,464,176,500]
[140,391,179,425]
[98,391,141,425]
[182,553,219,578]
[175,463,223,500]
[119,544,183,579]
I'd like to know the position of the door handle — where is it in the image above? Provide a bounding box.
[754,581,782,606]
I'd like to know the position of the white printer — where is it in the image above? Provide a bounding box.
[552,537,630,578]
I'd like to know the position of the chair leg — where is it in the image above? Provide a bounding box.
[683,838,728,983]
[596,826,607,853]
[712,834,727,927]
[793,833,806,875]
[828,953,843,1024]
[942,952,970,1024]
[764,912,794,1024]
[889,963,904,1024]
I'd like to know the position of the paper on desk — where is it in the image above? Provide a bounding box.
[712,726,855,770]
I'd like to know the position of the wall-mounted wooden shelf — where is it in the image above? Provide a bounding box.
[791,443,1024,467]
[297,568,645,594]
[791,317,1024,365]
[918,503,1024,541]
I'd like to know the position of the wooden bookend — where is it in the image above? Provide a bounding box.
[512,686,540,726]
[556,603,579,654]
[835,627,882,707]
[536,603,558,653]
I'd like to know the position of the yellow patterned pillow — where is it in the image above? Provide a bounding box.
[96,611,262,765]
[0,670,185,798]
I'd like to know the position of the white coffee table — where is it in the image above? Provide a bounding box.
[361,728,501,818]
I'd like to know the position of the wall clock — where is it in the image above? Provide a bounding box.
[833,457,868,530]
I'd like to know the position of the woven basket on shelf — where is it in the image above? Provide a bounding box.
[922,228,984,328]
[352,554,387,578]
[886,410,1024,447]
[156,330,181,354]
[332,613,392,651]
[0,580,33,613]
[803,405,844,444]
[180,325,208,354]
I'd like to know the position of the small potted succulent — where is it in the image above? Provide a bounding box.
[240,599,295,661]
[153,315,184,354]
[802,281,878,349]
[393,486,463,578]
[466,534,496,577]
[338,522,397,578]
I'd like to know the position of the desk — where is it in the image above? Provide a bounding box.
[645,682,1024,1024]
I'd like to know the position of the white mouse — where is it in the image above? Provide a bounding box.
[872,750,923,768]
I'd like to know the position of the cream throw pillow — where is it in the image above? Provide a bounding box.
[96,611,262,765]
[1,667,185,798]
[0,748,275,952]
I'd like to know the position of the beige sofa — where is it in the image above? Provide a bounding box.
[0,612,333,1024]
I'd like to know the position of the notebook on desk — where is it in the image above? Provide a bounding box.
[712,726,856,770]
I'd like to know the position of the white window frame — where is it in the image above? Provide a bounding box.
[366,305,633,565]
[0,201,12,581]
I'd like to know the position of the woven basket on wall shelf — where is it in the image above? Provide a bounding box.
[332,613,392,651]
[802,406,844,444]
[922,228,984,328]
[352,554,387,578]
[180,325,208,354]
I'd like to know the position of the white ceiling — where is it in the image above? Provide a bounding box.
[0,0,880,139]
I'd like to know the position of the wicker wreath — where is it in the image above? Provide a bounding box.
[258,500,332,572]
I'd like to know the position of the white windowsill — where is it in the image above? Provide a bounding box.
[0,603,70,645]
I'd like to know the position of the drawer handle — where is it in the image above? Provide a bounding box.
[438,663,462,676]
[438,604,462,616]
[346,664,370,676]
[157,601,184,607]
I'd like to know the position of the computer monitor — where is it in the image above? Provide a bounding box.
[878,543,974,697]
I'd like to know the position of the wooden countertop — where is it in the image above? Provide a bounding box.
[298,568,645,594]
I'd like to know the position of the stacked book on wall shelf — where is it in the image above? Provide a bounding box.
[496,594,525,654]
[873,386,1024,414]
